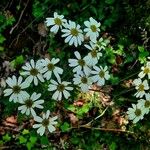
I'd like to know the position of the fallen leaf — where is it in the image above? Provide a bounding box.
[68,113,78,124]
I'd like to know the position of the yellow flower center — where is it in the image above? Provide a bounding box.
[143,67,150,74]
[30,68,38,76]
[78,59,85,66]
[91,49,97,58]
[42,119,50,127]
[90,25,97,32]
[70,28,79,36]
[47,63,55,71]
[57,84,65,92]
[138,84,144,91]
[54,18,62,26]
[13,85,21,93]
[25,99,33,108]
[135,109,141,116]
[99,71,105,78]
[145,100,150,108]
[81,77,88,84]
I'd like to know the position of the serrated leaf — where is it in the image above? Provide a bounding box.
[22,129,29,135]
[40,136,49,145]
[60,122,70,132]
[138,46,145,52]
[27,142,34,150]
[29,136,37,144]
[19,136,27,144]
[2,134,11,142]
[15,55,24,65]
[67,105,76,112]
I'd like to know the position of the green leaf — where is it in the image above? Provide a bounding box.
[0,46,4,51]
[67,105,76,112]
[0,140,3,146]
[40,136,49,145]
[22,129,29,135]
[138,51,149,64]
[2,134,11,142]
[60,122,70,132]
[10,55,24,68]
[109,142,117,150]
[109,75,119,85]
[105,0,115,4]
[78,104,90,116]
[19,135,27,144]
[138,46,145,52]
[15,55,24,65]
[0,35,6,44]
[27,142,34,150]
[29,136,37,144]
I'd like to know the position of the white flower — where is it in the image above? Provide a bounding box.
[73,72,93,92]
[84,42,102,66]
[18,92,44,117]
[33,110,58,136]
[127,103,145,123]
[138,62,150,79]
[91,66,110,86]
[45,12,66,34]
[48,78,73,101]
[21,59,44,86]
[137,93,150,114]
[133,78,149,98]
[4,76,29,103]
[61,20,84,47]
[68,51,91,75]
[84,17,101,43]
[40,58,63,80]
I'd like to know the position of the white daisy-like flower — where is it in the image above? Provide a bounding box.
[84,42,102,66]
[45,12,66,34]
[138,62,150,79]
[73,72,93,92]
[20,59,44,86]
[127,103,145,123]
[137,93,150,114]
[84,17,101,43]
[68,51,91,75]
[3,76,29,103]
[48,78,73,101]
[91,66,110,86]
[133,78,149,98]
[61,20,84,47]
[33,110,58,136]
[40,58,63,80]
[18,92,44,117]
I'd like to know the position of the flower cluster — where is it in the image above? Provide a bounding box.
[45,12,101,46]
[3,12,111,135]
[127,58,150,123]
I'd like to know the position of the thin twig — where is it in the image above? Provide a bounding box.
[9,0,30,34]
[89,88,109,93]
[78,126,134,134]
[113,87,135,99]
[118,71,140,83]
[81,106,109,127]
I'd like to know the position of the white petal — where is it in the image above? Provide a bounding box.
[52,90,59,100]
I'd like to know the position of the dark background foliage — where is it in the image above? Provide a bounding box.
[0,0,150,149]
